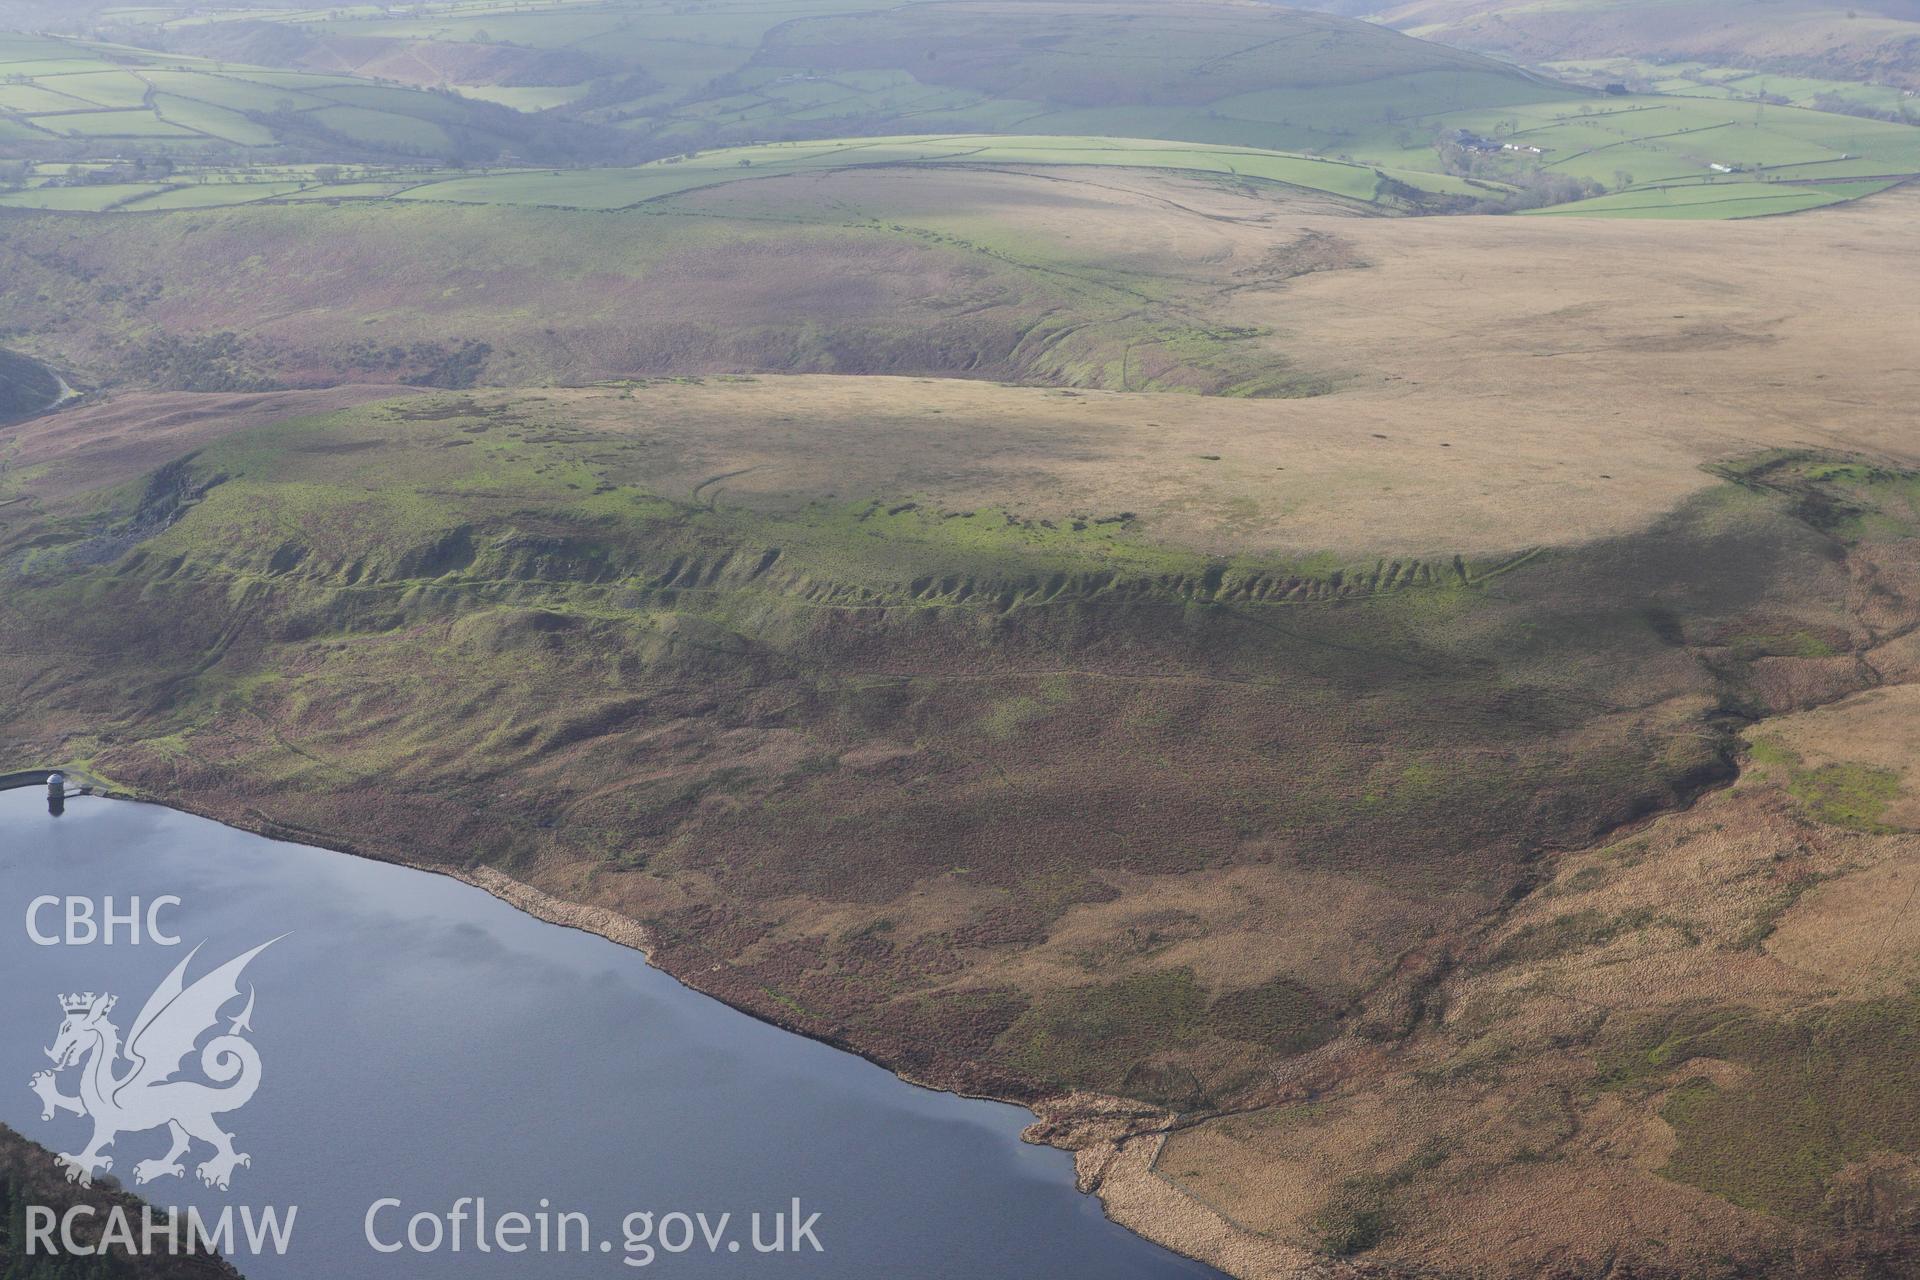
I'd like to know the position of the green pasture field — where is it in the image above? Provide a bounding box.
[392,134,1485,211]
[0,32,82,61]
[274,179,443,200]
[1544,58,1918,118]
[0,84,93,113]
[11,10,1918,221]
[1369,94,1920,213]
[32,68,153,109]
[452,84,597,112]
[115,179,317,210]
[0,181,169,210]
[0,32,522,160]
[152,93,279,146]
[1520,177,1900,218]
[0,160,471,212]
[308,105,454,152]
[35,110,202,139]
[137,71,335,114]
[309,82,489,124]
[4,120,1904,221]
[1716,72,1913,116]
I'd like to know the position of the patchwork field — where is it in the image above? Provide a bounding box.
[10,103,1916,221]
[388,133,1489,210]
[0,29,603,163]
[9,2,1916,220]
[1543,57,1920,121]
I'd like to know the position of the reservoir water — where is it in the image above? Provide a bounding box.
[0,788,1223,1278]
[0,349,67,423]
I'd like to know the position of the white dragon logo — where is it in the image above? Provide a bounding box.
[28,939,280,1191]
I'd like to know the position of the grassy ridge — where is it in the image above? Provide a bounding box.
[0,392,1899,1116]
[0,132,1487,215]
[0,192,1342,398]
[1520,178,1901,219]
[396,102,1920,218]
[9,109,1914,220]
[390,134,1487,210]
[1450,95,1920,218]
[14,108,1911,219]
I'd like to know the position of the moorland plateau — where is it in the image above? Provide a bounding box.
[3,163,1919,1274]
[7,1,1920,1274]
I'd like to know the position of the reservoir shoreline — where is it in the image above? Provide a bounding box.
[1,779,1307,1277]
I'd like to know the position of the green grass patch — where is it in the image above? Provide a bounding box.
[0,182,174,211]
[151,93,279,147]
[0,30,551,166]
[1788,763,1901,833]
[396,134,1479,213]
[1519,180,1866,219]
[115,181,315,212]
[1718,451,1920,544]
[999,968,1207,1097]
[1745,736,1903,833]
[1600,998,1920,1219]
[1724,630,1837,660]
[307,105,453,153]
[35,110,204,139]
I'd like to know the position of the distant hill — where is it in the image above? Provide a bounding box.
[1362,0,1920,93]
[719,0,1576,151]
[13,3,1918,220]
[0,31,625,166]
[142,18,643,96]
[0,0,114,31]
[749,1,1552,105]
[95,0,1580,158]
